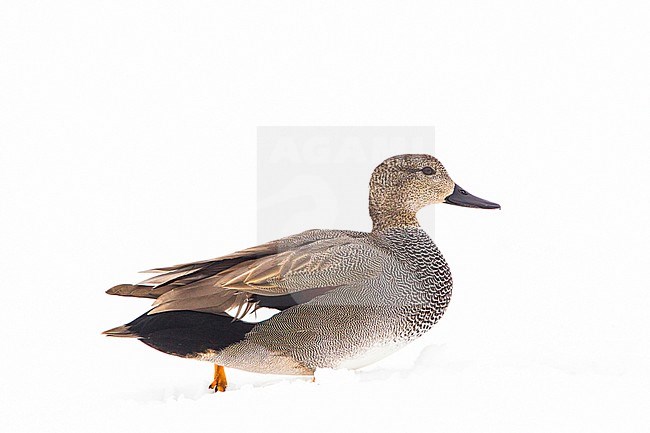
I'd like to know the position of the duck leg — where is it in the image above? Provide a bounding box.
[208,364,228,392]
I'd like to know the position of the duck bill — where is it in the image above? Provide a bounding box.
[444,184,500,209]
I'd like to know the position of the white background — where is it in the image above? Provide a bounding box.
[1,1,649,432]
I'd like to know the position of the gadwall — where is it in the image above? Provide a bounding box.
[104,154,499,391]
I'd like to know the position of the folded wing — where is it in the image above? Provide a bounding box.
[106,229,385,318]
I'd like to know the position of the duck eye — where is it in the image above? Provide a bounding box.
[421,166,435,175]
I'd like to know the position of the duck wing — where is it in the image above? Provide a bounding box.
[106,229,385,318]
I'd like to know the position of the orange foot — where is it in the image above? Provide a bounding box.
[208,364,228,392]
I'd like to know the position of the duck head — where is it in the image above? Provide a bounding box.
[369,154,499,231]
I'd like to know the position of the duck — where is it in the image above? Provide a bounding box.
[103,153,499,392]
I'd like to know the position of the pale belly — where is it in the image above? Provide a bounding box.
[336,341,407,370]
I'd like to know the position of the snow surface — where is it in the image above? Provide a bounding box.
[2,1,650,432]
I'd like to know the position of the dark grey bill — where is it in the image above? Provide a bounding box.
[444,184,500,209]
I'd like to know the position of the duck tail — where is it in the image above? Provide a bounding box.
[102,310,255,358]
[102,324,137,338]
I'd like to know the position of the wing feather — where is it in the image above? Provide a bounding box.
[107,229,381,319]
